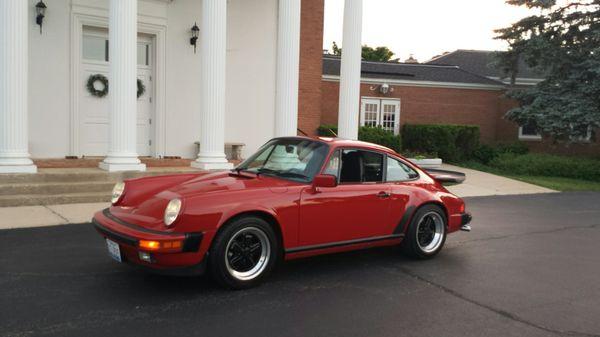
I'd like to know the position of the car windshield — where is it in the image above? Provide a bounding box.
[235,138,329,183]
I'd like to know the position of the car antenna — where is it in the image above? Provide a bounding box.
[297,128,308,136]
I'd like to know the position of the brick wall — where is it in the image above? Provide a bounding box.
[320,79,600,156]
[321,80,505,143]
[297,0,325,136]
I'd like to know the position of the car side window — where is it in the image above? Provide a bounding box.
[386,157,418,182]
[339,149,384,183]
[323,150,341,179]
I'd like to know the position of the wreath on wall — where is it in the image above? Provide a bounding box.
[86,74,146,99]
[137,79,146,98]
[86,74,109,98]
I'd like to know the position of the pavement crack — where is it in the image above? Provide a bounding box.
[393,265,600,337]
[43,205,70,224]
[451,223,600,247]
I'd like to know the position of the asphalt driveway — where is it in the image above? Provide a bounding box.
[1,192,599,337]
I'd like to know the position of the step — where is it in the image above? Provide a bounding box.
[0,168,197,184]
[0,181,115,196]
[0,192,111,207]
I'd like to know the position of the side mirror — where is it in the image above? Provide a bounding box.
[313,174,338,189]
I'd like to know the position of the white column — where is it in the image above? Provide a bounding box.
[0,0,37,173]
[192,0,233,170]
[100,0,146,172]
[274,0,302,137]
[337,0,363,140]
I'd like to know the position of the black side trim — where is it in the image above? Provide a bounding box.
[93,219,138,246]
[394,205,416,234]
[102,208,184,236]
[182,233,203,252]
[286,234,404,254]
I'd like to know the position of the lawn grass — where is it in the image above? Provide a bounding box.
[456,160,600,192]
[506,175,600,192]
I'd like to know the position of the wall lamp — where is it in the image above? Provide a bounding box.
[35,0,47,34]
[369,83,394,95]
[190,22,200,53]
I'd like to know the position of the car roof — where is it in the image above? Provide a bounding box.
[273,136,399,156]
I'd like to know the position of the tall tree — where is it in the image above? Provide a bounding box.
[495,0,600,140]
[330,42,399,62]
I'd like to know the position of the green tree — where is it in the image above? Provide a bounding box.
[330,42,399,62]
[495,0,600,140]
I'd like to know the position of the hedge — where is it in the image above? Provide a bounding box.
[358,126,402,152]
[488,153,600,182]
[317,125,401,152]
[473,142,529,164]
[402,124,480,162]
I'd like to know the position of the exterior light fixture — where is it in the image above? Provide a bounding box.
[190,22,200,53]
[35,0,47,34]
[369,83,394,95]
[379,83,390,95]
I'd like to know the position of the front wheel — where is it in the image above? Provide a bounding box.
[401,204,447,259]
[208,216,279,289]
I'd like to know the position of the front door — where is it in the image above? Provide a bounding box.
[360,98,401,135]
[79,27,154,157]
[299,149,392,246]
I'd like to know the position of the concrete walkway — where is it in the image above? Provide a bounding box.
[442,164,556,197]
[0,202,108,230]
[0,164,556,230]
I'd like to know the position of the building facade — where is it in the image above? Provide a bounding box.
[0,0,338,173]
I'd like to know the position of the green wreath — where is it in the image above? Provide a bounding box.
[86,75,146,99]
[137,79,146,99]
[86,74,109,98]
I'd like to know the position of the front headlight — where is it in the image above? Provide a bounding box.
[164,198,182,226]
[111,182,125,204]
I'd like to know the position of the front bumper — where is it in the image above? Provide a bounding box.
[92,208,207,274]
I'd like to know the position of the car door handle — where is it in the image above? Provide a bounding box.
[377,191,391,199]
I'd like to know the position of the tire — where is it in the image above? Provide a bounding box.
[208,216,279,289]
[401,204,447,259]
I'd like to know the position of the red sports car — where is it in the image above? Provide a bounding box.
[93,137,472,289]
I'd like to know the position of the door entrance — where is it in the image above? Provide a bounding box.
[79,27,154,156]
[360,98,401,135]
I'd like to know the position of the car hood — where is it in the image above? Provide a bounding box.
[110,171,301,230]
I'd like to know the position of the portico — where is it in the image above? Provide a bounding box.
[0,0,363,173]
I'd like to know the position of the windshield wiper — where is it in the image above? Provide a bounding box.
[257,168,308,181]
[276,172,309,180]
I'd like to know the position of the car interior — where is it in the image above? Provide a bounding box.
[339,150,384,183]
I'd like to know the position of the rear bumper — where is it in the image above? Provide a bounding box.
[449,212,473,233]
[92,209,207,274]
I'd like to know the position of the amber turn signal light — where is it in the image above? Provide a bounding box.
[139,240,182,251]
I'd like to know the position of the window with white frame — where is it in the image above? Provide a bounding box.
[518,121,542,140]
[360,98,401,135]
[570,125,593,143]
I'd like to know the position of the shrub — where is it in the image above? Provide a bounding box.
[472,144,498,164]
[317,125,338,137]
[472,141,530,164]
[358,126,402,152]
[317,124,402,152]
[402,124,480,162]
[488,153,600,182]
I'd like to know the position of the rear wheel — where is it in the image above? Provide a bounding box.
[401,204,447,259]
[208,216,279,289]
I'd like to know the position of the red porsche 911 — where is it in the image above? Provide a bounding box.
[93,137,472,289]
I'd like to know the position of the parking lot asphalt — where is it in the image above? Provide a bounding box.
[1,192,600,337]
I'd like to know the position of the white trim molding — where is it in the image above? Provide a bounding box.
[323,75,505,91]
[518,126,542,141]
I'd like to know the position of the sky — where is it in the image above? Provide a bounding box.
[323,0,539,62]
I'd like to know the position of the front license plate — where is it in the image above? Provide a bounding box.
[106,239,122,263]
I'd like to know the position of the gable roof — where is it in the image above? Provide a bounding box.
[426,49,544,80]
[322,55,505,88]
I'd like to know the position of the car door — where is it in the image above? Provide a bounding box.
[298,149,392,246]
